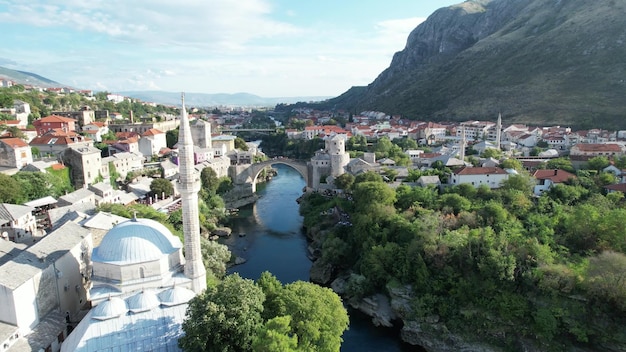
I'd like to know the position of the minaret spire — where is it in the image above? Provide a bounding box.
[459,125,466,162]
[178,92,206,293]
[496,112,502,150]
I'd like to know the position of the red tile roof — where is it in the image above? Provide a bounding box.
[454,166,508,175]
[37,115,77,123]
[142,128,164,136]
[573,143,623,152]
[0,138,28,148]
[605,183,626,193]
[532,169,576,183]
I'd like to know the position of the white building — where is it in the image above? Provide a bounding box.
[138,128,167,160]
[449,166,510,189]
[0,222,92,352]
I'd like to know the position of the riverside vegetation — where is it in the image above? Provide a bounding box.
[300,168,626,351]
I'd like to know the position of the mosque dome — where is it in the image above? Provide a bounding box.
[92,296,127,321]
[127,290,160,313]
[158,286,195,306]
[93,218,182,264]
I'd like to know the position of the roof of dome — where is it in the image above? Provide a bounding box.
[93,218,182,264]
[127,290,160,313]
[158,286,195,306]
[92,296,127,321]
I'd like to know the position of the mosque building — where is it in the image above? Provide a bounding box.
[61,94,206,351]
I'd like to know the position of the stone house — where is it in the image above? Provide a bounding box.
[81,121,109,142]
[101,152,143,180]
[0,137,32,169]
[59,146,103,189]
[0,203,37,243]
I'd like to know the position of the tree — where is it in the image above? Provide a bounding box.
[481,148,502,159]
[353,181,396,210]
[235,137,249,151]
[252,316,298,352]
[586,156,610,171]
[150,178,174,198]
[179,273,265,352]
[166,128,179,148]
[275,281,349,352]
[439,193,472,215]
[334,172,354,190]
[0,173,23,203]
[546,158,575,173]
[501,174,535,194]
[200,238,231,279]
[200,167,220,195]
[500,158,523,171]
[586,251,626,311]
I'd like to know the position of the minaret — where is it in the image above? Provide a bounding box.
[459,125,466,162]
[496,113,502,150]
[178,93,206,293]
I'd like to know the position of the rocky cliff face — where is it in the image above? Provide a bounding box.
[326,0,626,129]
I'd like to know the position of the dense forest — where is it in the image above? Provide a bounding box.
[300,164,626,351]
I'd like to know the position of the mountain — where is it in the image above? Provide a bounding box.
[0,66,62,87]
[322,0,626,129]
[119,91,331,107]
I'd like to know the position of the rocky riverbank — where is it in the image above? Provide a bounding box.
[305,216,532,352]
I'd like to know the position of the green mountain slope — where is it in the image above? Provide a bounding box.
[325,0,626,129]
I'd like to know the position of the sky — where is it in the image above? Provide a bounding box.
[0,0,460,98]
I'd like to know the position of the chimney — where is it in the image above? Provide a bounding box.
[554,169,558,176]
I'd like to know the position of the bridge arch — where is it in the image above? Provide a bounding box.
[234,159,309,192]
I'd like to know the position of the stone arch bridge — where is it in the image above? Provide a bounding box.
[233,158,310,192]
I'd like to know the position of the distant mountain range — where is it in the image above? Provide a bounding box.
[315,0,626,130]
[0,66,61,88]
[118,91,332,107]
[0,66,330,107]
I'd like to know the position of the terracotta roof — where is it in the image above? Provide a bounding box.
[50,163,66,170]
[532,169,576,183]
[36,115,77,123]
[0,120,21,126]
[605,183,626,193]
[573,143,623,152]
[0,138,28,148]
[142,128,164,136]
[454,166,508,175]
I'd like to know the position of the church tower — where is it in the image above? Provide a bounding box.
[178,93,206,293]
[496,113,502,150]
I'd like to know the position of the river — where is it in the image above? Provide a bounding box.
[223,164,418,352]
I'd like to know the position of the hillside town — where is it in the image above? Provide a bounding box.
[2,80,626,351]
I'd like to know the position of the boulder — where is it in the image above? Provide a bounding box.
[309,260,333,285]
[350,294,397,328]
[212,227,232,237]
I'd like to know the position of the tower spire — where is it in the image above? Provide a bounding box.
[178,92,206,293]
[459,125,466,162]
[496,112,502,150]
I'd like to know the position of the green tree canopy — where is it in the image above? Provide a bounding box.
[334,172,355,190]
[274,281,349,352]
[179,274,265,352]
[150,178,174,198]
[235,137,249,151]
[200,167,220,196]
